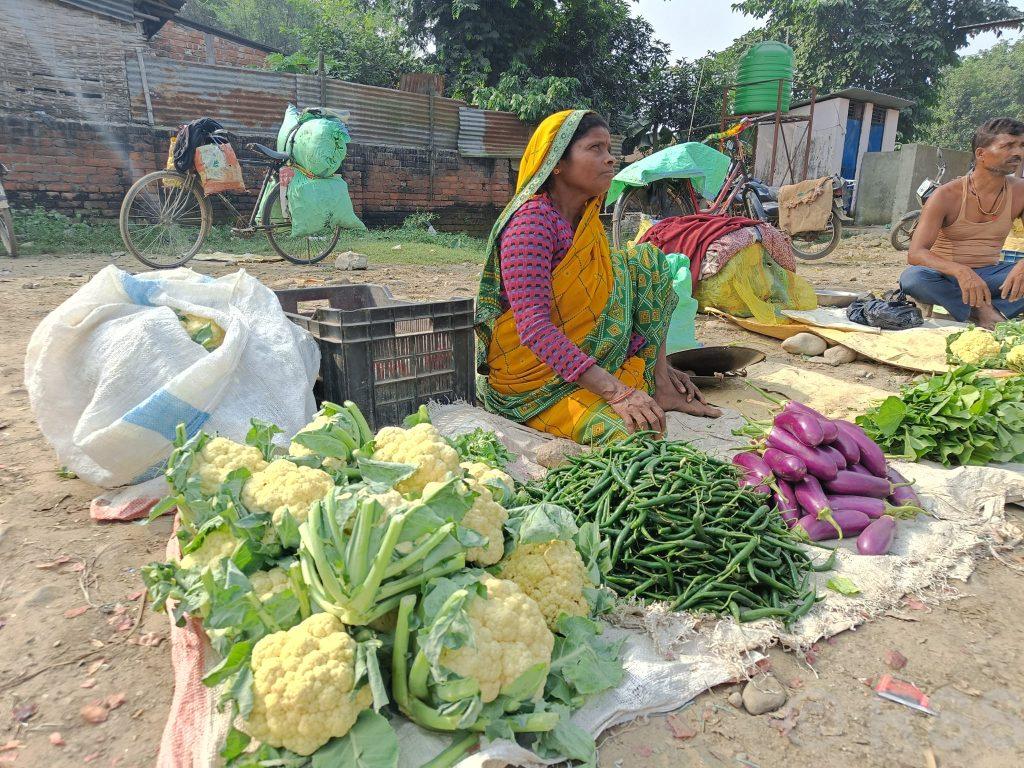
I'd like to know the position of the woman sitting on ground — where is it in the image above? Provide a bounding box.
[475,109,721,445]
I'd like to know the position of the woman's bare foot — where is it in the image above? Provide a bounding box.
[655,380,722,418]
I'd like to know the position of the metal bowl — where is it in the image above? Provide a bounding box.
[667,345,767,387]
[815,289,860,308]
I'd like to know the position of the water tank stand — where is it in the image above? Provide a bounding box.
[719,79,818,184]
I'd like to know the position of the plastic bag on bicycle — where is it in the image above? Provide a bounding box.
[194,143,245,195]
[695,244,816,324]
[286,173,364,236]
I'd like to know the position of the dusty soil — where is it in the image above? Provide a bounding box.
[0,233,1021,768]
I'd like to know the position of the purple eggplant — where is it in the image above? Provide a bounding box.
[819,444,847,471]
[793,475,842,535]
[775,408,825,447]
[831,508,872,536]
[795,515,840,541]
[763,448,807,482]
[740,475,772,495]
[824,470,896,499]
[829,495,924,520]
[767,427,838,481]
[733,451,772,485]
[848,463,872,476]
[857,515,897,555]
[774,479,799,513]
[835,420,888,477]
[786,400,839,442]
[886,467,923,509]
[830,429,861,466]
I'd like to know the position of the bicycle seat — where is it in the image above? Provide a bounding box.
[247,143,290,163]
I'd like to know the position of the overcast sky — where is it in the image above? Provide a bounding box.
[633,0,1023,60]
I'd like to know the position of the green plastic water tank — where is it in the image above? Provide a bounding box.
[734,41,794,114]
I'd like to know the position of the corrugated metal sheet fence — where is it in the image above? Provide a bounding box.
[125,54,526,156]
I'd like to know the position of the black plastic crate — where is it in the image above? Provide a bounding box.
[276,285,476,430]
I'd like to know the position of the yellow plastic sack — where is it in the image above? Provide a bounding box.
[163,136,182,189]
[1004,218,1024,252]
[695,244,816,324]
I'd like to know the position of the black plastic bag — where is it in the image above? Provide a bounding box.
[846,289,923,330]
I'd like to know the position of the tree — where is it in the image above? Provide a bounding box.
[180,0,311,51]
[919,39,1024,149]
[733,0,1019,132]
[470,64,590,123]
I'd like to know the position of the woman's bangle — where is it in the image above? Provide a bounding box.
[606,387,635,406]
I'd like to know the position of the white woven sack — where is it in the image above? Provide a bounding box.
[24,265,319,487]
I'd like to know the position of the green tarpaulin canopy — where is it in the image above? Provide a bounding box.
[606,142,731,207]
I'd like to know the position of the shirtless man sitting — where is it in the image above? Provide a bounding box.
[900,117,1024,328]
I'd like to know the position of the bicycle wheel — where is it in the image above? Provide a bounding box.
[790,208,842,261]
[261,188,341,265]
[890,211,918,251]
[611,183,694,249]
[0,209,16,257]
[119,171,211,269]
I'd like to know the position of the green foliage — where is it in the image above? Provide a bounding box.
[856,365,1024,466]
[471,64,589,124]
[733,0,1017,132]
[918,39,1024,150]
[449,428,514,468]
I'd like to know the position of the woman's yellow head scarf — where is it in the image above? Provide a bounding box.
[515,109,577,192]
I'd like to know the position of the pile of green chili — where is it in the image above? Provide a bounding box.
[520,433,825,624]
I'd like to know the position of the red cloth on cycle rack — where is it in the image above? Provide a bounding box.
[637,214,762,285]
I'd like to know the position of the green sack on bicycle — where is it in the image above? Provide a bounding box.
[277,105,350,178]
[287,173,365,237]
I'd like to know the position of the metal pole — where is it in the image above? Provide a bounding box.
[318,51,326,107]
[803,87,816,180]
[687,61,706,141]
[769,78,783,182]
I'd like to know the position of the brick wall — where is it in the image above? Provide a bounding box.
[0,0,138,123]
[0,113,515,233]
[149,21,270,69]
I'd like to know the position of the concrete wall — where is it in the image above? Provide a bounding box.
[855,143,972,226]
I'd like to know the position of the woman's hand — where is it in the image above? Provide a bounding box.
[666,368,706,404]
[607,387,666,435]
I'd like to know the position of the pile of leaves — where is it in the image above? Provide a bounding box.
[857,366,1024,466]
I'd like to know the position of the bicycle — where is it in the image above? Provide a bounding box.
[119,130,341,269]
[0,163,16,257]
[611,118,844,260]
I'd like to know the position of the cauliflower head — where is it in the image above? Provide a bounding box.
[243,613,372,755]
[190,437,268,496]
[179,313,225,351]
[1007,344,1024,373]
[422,478,508,565]
[461,461,514,503]
[288,413,346,471]
[249,567,290,602]
[499,539,589,629]
[372,423,459,494]
[439,575,554,703]
[178,526,237,570]
[949,327,1001,365]
[241,459,334,526]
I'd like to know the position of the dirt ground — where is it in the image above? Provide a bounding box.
[1,232,1022,768]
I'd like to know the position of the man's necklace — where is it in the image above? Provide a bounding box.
[967,172,1005,219]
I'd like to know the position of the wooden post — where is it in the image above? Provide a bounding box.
[769,78,784,183]
[318,51,326,108]
[135,48,154,126]
[428,84,436,202]
[803,87,816,181]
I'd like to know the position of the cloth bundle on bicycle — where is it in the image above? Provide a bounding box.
[285,173,365,237]
[172,117,223,173]
[638,213,764,284]
[778,177,832,235]
[276,105,350,178]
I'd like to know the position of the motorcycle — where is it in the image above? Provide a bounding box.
[0,163,14,257]
[890,151,945,251]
